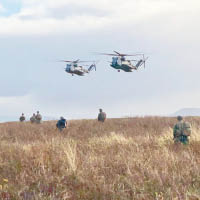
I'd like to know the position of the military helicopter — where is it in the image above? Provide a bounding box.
[100,51,148,72]
[60,59,97,76]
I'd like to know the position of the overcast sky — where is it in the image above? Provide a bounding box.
[0,0,200,120]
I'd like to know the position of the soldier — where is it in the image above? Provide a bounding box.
[98,108,106,122]
[30,113,36,123]
[173,116,191,144]
[35,111,42,124]
[19,113,25,122]
[56,116,67,132]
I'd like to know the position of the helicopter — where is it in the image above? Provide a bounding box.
[60,59,97,76]
[100,51,148,72]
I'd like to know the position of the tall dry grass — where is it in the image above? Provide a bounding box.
[0,117,200,199]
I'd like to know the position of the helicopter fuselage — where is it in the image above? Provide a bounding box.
[64,63,96,76]
[111,57,137,72]
[65,64,88,76]
[66,69,85,76]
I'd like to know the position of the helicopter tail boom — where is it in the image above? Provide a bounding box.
[135,56,148,68]
[88,64,96,72]
[136,60,143,68]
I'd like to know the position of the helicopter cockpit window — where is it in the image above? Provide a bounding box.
[66,64,71,71]
[117,57,122,65]
[112,57,118,65]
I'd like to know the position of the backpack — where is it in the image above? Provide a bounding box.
[57,119,66,128]
[174,121,191,138]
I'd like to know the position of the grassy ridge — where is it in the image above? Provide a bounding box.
[0,117,200,199]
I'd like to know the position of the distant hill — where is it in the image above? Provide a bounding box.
[172,108,200,116]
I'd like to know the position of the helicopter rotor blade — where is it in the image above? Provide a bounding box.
[113,51,121,55]
[113,51,131,56]
[143,54,145,68]
[93,52,116,56]
[142,55,148,68]
[59,60,73,63]
[82,64,90,66]
[114,51,144,57]
[94,64,97,71]
[145,57,149,68]
[94,60,100,64]
[59,59,95,63]
[79,61,95,63]
[122,53,144,57]
[100,52,144,57]
[74,59,80,63]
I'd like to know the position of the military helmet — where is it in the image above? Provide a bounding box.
[177,116,183,121]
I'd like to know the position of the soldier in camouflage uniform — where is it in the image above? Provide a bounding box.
[35,111,42,124]
[56,116,67,132]
[30,113,36,123]
[98,109,106,122]
[19,113,25,122]
[173,116,191,144]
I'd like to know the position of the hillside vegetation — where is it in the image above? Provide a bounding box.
[0,117,200,200]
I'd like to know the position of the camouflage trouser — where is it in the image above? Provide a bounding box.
[174,135,189,145]
[35,119,42,124]
[56,123,65,132]
[57,126,65,132]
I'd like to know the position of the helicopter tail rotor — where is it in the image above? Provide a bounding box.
[88,60,99,71]
[143,56,148,68]
[143,54,145,68]
[135,55,148,69]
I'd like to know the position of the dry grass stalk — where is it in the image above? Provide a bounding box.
[0,117,200,199]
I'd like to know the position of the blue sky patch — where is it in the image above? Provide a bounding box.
[0,0,21,16]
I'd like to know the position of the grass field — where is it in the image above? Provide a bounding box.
[0,117,200,200]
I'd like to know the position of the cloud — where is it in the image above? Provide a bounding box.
[0,95,34,115]
[0,0,199,36]
[17,1,111,19]
[0,3,6,13]
[0,88,200,120]
[0,16,109,36]
[18,0,200,19]
[0,0,200,118]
